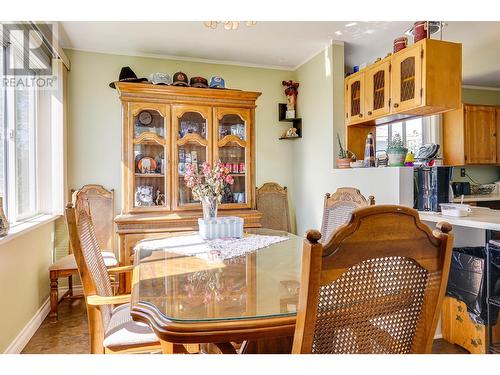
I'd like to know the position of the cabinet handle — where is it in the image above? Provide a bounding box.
[367,111,372,116]
[394,103,399,108]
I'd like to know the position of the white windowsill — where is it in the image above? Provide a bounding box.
[0,214,60,246]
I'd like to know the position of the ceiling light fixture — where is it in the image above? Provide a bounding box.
[204,21,257,30]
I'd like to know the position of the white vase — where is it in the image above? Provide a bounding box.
[201,196,218,219]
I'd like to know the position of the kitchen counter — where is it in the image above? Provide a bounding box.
[452,193,500,203]
[419,207,500,231]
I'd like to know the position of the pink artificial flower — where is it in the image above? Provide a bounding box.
[225,174,234,185]
[202,162,211,175]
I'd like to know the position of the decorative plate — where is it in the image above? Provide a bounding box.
[138,111,153,126]
[137,157,157,174]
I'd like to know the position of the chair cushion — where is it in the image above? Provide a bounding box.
[103,303,159,349]
[49,251,118,271]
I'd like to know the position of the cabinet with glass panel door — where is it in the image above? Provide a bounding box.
[213,108,252,209]
[364,59,391,120]
[172,105,212,210]
[126,103,170,212]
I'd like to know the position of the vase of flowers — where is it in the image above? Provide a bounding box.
[184,160,234,219]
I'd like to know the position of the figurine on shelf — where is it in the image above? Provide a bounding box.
[155,189,165,206]
[282,80,299,119]
[286,127,298,138]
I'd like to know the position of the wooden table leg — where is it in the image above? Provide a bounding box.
[160,340,189,354]
[49,272,59,323]
[239,335,294,354]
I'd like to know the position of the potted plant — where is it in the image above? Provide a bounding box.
[386,133,408,167]
[184,160,234,218]
[336,134,355,169]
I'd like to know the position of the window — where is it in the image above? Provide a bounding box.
[0,39,39,223]
[376,117,429,154]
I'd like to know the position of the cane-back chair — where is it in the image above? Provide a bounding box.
[49,184,118,321]
[320,187,375,243]
[293,205,453,354]
[65,191,160,354]
[256,182,291,232]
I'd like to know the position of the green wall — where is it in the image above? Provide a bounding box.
[0,222,54,352]
[462,88,500,105]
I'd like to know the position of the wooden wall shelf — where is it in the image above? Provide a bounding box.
[278,103,302,140]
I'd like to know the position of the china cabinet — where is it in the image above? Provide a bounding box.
[113,82,262,291]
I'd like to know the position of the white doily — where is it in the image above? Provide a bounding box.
[135,233,289,261]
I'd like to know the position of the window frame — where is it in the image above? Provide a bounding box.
[375,116,430,154]
[2,41,40,224]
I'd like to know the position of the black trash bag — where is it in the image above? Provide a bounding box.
[445,246,500,325]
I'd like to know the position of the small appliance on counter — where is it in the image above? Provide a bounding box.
[451,181,471,197]
[414,166,453,212]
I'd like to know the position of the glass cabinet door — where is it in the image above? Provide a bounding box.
[129,103,170,211]
[172,105,212,210]
[213,108,251,209]
[391,44,422,113]
[365,60,391,120]
[345,72,365,124]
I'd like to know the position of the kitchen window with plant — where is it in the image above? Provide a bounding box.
[375,115,441,156]
[0,41,39,225]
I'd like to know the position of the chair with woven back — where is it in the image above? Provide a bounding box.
[49,184,118,322]
[256,182,291,232]
[293,205,454,354]
[65,190,161,354]
[320,187,375,243]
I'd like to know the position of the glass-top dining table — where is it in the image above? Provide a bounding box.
[130,228,304,354]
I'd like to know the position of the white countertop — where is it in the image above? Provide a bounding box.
[452,193,500,203]
[419,207,500,231]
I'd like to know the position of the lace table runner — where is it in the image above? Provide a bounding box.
[136,233,289,261]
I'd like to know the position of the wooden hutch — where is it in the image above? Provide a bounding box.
[113,82,262,290]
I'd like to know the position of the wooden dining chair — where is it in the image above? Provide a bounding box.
[320,187,375,243]
[293,205,454,354]
[256,182,291,232]
[65,191,160,354]
[49,184,118,322]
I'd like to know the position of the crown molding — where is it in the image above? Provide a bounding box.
[462,85,500,92]
[64,47,296,72]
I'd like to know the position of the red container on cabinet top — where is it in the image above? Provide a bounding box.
[413,21,428,43]
[393,36,408,53]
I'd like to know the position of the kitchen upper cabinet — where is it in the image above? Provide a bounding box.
[345,72,365,125]
[344,38,461,127]
[443,104,498,165]
[391,44,422,113]
[364,60,391,120]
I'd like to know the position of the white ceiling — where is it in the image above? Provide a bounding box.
[59,21,500,88]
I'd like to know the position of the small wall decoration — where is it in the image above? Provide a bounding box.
[282,80,299,119]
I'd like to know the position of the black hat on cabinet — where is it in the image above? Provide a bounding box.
[172,71,189,86]
[190,76,209,88]
[109,66,148,89]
